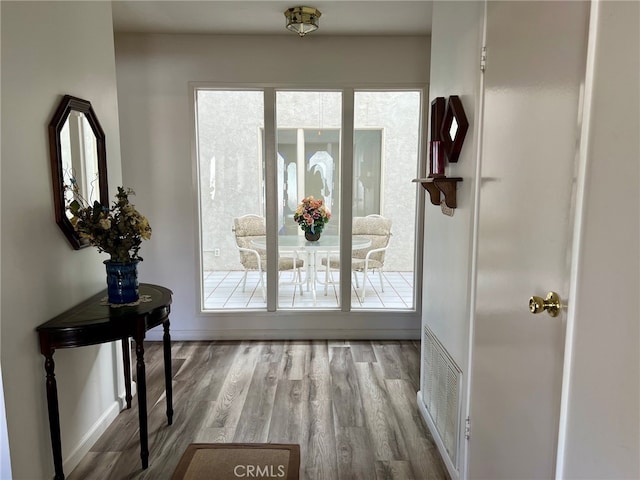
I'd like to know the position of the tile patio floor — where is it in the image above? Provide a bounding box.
[203,270,415,310]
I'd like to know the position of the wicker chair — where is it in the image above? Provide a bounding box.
[233,215,304,299]
[321,214,392,300]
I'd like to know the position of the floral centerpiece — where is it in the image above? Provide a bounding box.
[293,195,331,241]
[68,186,152,304]
[69,186,152,262]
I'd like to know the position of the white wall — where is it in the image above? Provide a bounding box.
[559,1,640,477]
[114,34,430,340]
[419,2,483,474]
[1,2,124,477]
[423,0,483,379]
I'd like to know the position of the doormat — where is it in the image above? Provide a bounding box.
[172,443,300,480]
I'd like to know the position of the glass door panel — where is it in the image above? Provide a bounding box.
[196,90,267,310]
[352,91,421,310]
[276,91,342,309]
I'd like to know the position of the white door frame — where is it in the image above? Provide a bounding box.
[555,0,599,472]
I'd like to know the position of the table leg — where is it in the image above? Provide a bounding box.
[43,350,65,480]
[134,333,149,469]
[309,251,317,304]
[162,319,173,425]
[305,251,312,292]
[121,338,132,409]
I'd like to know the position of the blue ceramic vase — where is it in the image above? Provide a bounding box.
[104,260,139,304]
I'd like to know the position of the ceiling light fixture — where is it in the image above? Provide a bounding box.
[284,6,321,37]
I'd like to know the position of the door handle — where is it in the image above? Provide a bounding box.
[529,291,561,317]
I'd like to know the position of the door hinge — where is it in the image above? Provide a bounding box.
[465,416,471,440]
[480,46,487,72]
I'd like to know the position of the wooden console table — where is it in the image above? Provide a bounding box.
[36,283,173,480]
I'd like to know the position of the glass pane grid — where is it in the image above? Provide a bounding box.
[197,89,420,312]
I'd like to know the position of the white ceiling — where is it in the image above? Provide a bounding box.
[111,1,433,36]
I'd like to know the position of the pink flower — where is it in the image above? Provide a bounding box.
[294,195,331,234]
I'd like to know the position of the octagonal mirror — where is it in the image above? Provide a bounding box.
[49,95,108,249]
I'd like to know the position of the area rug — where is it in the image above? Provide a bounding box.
[172,443,300,480]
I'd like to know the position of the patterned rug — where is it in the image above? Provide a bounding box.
[172,443,300,480]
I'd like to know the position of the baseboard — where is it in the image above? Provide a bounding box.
[62,400,121,475]
[117,381,137,410]
[417,391,460,480]
[145,328,421,341]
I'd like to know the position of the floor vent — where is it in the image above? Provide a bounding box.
[421,324,462,466]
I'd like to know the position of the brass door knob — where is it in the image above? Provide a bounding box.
[529,292,561,317]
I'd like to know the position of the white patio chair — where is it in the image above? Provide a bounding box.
[320,214,392,300]
[233,215,304,300]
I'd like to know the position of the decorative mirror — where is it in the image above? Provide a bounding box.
[440,95,469,163]
[49,95,108,249]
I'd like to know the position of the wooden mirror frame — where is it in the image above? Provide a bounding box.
[440,95,469,163]
[428,97,446,178]
[49,95,108,249]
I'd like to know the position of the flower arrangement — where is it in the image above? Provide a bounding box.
[68,186,152,263]
[293,195,331,234]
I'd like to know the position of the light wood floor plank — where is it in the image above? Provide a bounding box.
[281,340,310,380]
[336,427,377,480]
[66,340,449,480]
[67,452,122,480]
[195,426,235,443]
[233,359,279,442]
[398,342,422,391]
[268,379,307,444]
[301,342,338,480]
[330,347,365,428]
[175,341,237,403]
[260,341,285,364]
[355,362,407,462]
[386,379,448,479]
[375,460,416,480]
[349,341,377,363]
[139,399,210,479]
[372,341,411,381]
[206,342,260,429]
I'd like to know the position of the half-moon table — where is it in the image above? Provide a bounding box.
[36,283,173,480]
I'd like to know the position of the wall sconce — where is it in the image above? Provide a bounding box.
[284,6,322,37]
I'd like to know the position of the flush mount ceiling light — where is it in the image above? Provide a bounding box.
[284,6,321,37]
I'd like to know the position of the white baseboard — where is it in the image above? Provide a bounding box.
[118,381,137,410]
[417,391,460,480]
[145,328,420,341]
[62,400,120,475]
[62,383,137,475]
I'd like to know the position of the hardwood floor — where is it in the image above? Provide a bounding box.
[68,341,449,480]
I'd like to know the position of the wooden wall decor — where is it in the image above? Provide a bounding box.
[415,95,468,214]
[429,97,446,177]
[413,177,463,209]
[440,95,469,163]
